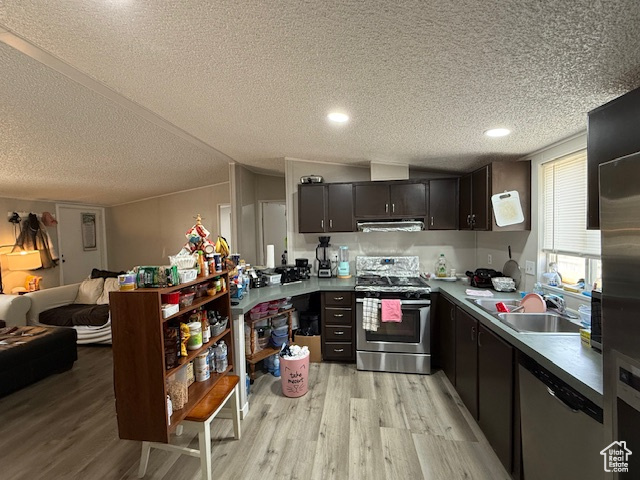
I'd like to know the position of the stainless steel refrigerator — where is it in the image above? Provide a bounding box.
[601,153,640,478]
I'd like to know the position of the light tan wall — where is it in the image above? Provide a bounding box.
[106,183,230,271]
[0,196,61,292]
[232,164,286,265]
[285,159,477,275]
[475,132,587,307]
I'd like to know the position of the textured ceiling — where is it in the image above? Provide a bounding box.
[1,0,640,204]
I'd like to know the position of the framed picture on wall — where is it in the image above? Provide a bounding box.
[82,213,97,251]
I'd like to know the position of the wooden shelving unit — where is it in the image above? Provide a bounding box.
[245,307,294,382]
[110,270,234,443]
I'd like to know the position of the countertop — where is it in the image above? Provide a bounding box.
[230,276,603,406]
[230,277,356,315]
[433,281,603,407]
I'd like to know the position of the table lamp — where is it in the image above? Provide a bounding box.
[0,250,42,294]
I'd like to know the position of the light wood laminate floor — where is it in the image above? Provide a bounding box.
[0,346,509,480]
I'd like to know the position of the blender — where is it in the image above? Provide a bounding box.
[316,236,332,278]
[337,246,351,278]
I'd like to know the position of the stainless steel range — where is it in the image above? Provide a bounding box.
[355,256,432,374]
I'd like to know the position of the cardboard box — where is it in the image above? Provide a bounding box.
[293,334,322,362]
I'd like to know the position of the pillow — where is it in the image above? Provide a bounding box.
[74,277,104,304]
[97,277,119,305]
[91,268,126,279]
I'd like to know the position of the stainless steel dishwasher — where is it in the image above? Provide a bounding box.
[519,356,604,480]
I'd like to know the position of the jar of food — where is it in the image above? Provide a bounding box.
[187,322,203,350]
[195,352,210,382]
[167,368,188,410]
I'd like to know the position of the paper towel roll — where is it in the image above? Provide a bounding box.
[266,245,275,268]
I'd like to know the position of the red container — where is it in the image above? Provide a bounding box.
[280,353,310,398]
[161,292,180,305]
[495,302,511,313]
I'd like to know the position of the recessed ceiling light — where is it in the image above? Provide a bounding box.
[484,128,511,137]
[327,112,350,123]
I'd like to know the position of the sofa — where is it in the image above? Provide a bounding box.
[0,294,31,327]
[24,274,119,345]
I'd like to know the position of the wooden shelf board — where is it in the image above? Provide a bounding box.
[168,366,233,430]
[134,270,230,294]
[246,346,281,364]
[163,290,229,322]
[246,308,295,326]
[165,328,231,378]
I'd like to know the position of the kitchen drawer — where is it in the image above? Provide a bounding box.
[324,307,353,325]
[324,342,353,361]
[324,292,353,307]
[325,326,352,342]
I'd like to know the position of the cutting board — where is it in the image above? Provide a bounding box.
[491,190,524,227]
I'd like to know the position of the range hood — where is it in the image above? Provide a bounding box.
[357,220,425,232]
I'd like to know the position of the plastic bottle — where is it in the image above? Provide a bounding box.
[273,355,280,377]
[436,253,447,277]
[215,340,228,373]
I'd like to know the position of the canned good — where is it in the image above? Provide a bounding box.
[187,322,203,350]
[215,278,222,292]
[195,353,210,382]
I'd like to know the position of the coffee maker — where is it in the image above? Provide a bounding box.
[295,258,311,280]
[316,236,332,278]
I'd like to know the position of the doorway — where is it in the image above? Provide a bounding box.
[56,204,107,285]
[259,201,287,266]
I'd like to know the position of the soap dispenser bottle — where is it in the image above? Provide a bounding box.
[436,254,447,278]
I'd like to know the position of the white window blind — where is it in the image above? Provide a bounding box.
[542,150,601,257]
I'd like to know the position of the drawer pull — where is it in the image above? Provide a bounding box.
[334,331,345,335]
[334,348,345,353]
[333,313,344,318]
[333,296,344,301]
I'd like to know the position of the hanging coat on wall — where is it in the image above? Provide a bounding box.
[13,214,59,269]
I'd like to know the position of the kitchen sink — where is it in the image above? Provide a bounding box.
[496,312,581,334]
[469,298,521,313]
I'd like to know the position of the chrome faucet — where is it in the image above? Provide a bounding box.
[545,295,566,314]
[545,295,579,319]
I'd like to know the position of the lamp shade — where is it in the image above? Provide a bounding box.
[6,250,42,271]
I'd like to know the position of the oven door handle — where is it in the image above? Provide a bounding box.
[356,299,430,306]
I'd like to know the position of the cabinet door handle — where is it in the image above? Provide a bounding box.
[333,296,344,301]
[329,219,333,228]
[334,348,345,353]
[466,214,471,226]
[385,203,389,213]
[334,331,345,335]
[478,330,483,347]
[450,308,455,321]
[430,216,434,226]
[471,326,476,342]
[392,203,395,213]
[471,214,476,225]
[333,313,344,318]
[321,219,324,229]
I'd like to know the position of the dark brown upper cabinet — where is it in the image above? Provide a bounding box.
[428,178,458,230]
[298,183,354,233]
[327,184,354,232]
[354,181,426,219]
[587,87,640,230]
[459,161,531,231]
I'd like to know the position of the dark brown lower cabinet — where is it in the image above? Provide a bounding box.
[478,324,514,473]
[434,294,456,385]
[455,308,478,419]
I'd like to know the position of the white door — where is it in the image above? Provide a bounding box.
[56,204,107,284]
[260,202,287,265]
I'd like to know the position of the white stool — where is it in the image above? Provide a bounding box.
[138,375,241,480]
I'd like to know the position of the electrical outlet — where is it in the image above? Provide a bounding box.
[487,254,492,265]
[525,260,535,276]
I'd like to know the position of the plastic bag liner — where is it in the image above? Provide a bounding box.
[357,220,424,232]
[280,344,310,398]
